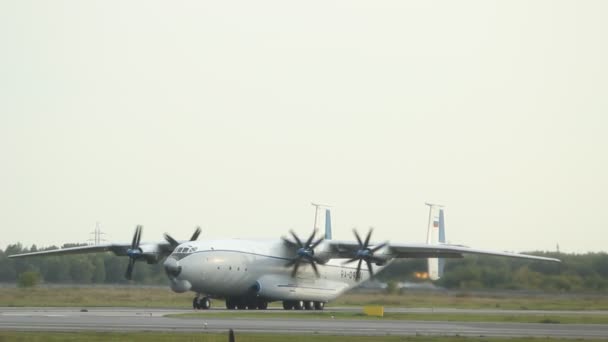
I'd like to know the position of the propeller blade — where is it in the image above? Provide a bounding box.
[342,257,359,265]
[291,260,301,278]
[125,259,135,280]
[363,228,373,248]
[190,226,201,241]
[164,233,179,247]
[370,242,388,253]
[353,229,363,248]
[135,225,143,247]
[131,226,140,249]
[355,259,362,281]
[285,258,297,268]
[304,229,317,248]
[366,260,374,278]
[310,237,324,249]
[310,261,320,278]
[290,230,303,247]
[282,237,297,247]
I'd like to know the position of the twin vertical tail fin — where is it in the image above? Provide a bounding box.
[312,204,332,240]
[324,209,332,240]
[427,208,446,280]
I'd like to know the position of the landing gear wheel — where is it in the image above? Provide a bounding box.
[236,299,247,310]
[193,296,211,310]
[257,300,268,310]
[247,299,257,310]
[282,300,294,310]
[314,301,325,310]
[294,300,304,310]
[226,298,237,310]
[200,297,211,310]
[304,301,314,310]
[193,297,200,310]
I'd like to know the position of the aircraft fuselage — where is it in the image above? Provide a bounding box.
[167,239,390,303]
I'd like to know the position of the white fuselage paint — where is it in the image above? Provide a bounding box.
[168,239,391,302]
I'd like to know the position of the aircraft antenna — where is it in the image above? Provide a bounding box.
[311,202,331,231]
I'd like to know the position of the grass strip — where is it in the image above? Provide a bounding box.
[2,287,608,311]
[330,292,608,310]
[0,331,600,342]
[167,311,608,324]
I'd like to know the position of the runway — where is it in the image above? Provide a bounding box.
[2,307,608,339]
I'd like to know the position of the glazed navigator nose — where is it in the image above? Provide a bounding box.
[163,257,182,277]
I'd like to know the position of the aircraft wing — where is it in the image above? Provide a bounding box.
[7,242,174,259]
[387,242,560,262]
[326,240,560,262]
[8,244,132,258]
[7,225,201,280]
[7,225,201,262]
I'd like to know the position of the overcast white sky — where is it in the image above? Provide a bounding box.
[1,1,606,253]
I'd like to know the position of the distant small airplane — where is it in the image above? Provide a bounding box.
[10,206,559,310]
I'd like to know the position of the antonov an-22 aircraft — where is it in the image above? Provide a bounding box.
[10,210,560,311]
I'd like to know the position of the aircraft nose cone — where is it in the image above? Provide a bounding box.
[163,257,182,278]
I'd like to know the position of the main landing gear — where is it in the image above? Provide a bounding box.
[197,296,324,311]
[225,297,269,310]
[193,295,211,310]
[282,300,325,310]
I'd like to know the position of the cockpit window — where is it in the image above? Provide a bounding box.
[171,245,199,263]
[173,246,198,255]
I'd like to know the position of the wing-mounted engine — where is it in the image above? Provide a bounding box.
[282,229,325,277]
[125,226,167,279]
[342,228,389,281]
[308,241,332,265]
[137,244,163,264]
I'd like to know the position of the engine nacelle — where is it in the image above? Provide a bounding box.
[138,244,163,264]
[373,256,390,266]
[310,240,332,265]
[169,278,191,293]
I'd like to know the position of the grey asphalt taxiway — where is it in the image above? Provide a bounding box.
[2,307,608,339]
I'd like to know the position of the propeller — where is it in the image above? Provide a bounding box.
[124,225,202,281]
[164,226,202,248]
[343,228,388,281]
[282,229,324,278]
[125,225,144,280]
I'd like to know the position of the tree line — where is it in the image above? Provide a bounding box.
[1,243,607,292]
[1,243,166,285]
[378,251,608,292]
